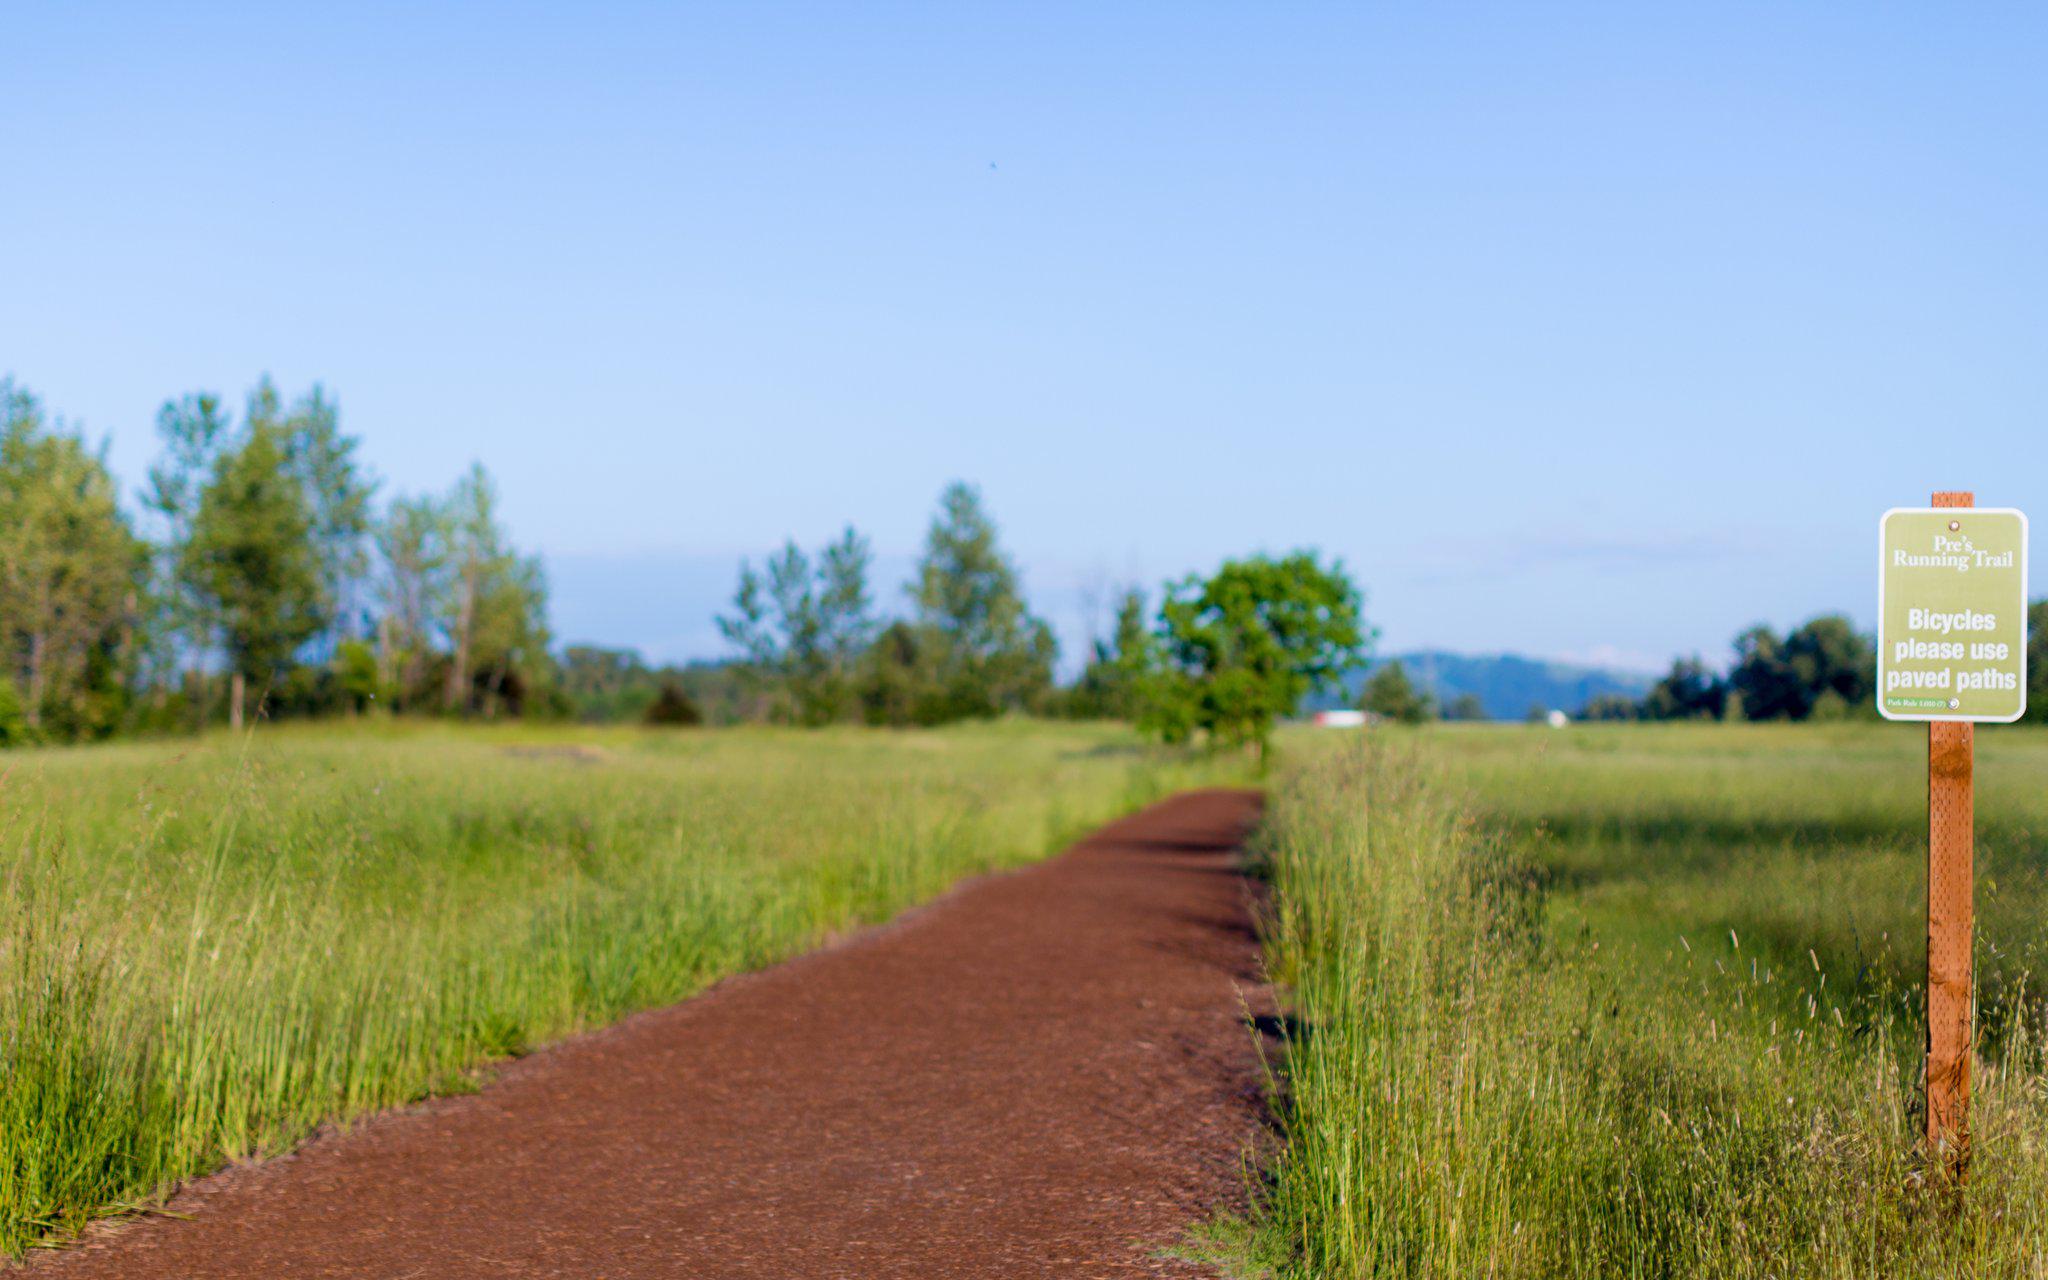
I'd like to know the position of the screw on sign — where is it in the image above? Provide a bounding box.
[1877,492,2030,1174]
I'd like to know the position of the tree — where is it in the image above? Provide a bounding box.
[718,526,876,724]
[146,379,372,725]
[1727,615,1873,721]
[553,647,747,725]
[1442,691,1488,721]
[857,621,934,726]
[0,382,147,738]
[0,673,29,746]
[1578,693,1639,721]
[376,494,452,710]
[1067,587,1154,720]
[144,391,231,717]
[469,551,550,716]
[1727,626,1801,721]
[1783,614,1874,715]
[440,466,493,711]
[2028,600,2048,725]
[1149,550,1369,756]
[644,680,703,726]
[816,526,878,712]
[434,465,549,717]
[1641,655,1727,721]
[910,483,1056,719]
[332,638,382,712]
[1361,660,1433,724]
[263,380,374,651]
[561,645,651,721]
[1,377,572,731]
[184,418,323,729]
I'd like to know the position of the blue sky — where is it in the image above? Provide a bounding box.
[5,3,2046,672]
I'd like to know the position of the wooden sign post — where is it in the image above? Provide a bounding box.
[1878,492,2030,1171]
[1925,491,1976,1166]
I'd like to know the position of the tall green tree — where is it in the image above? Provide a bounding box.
[375,493,452,710]
[0,382,148,738]
[258,380,375,649]
[1149,550,1369,756]
[1641,655,1727,720]
[817,526,877,699]
[1728,625,1801,721]
[717,554,780,717]
[144,391,232,714]
[146,379,372,722]
[2026,600,2048,724]
[440,465,497,712]
[184,419,322,729]
[856,621,933,726]
[436,464,550,716]
[1361,660,1433,724]
[718,526,876,724]
[1782,614,1874,719]
[1068,587,1155,720]
[464,546,551,717]
[560,645,665,722]
[910,482,1055,719]
[1442,691,1488,721]
[1728,615,1873,721]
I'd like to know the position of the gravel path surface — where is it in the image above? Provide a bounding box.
[37,788,1270,1279]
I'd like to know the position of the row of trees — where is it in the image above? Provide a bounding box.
[1588,615,1879,722]
[55,370,2042,744]
[1354,662,1486,724]
[2,376,1370,751]
[1588,607,2048,723]
[715,482,1060,727]
[0,378,551,741]
[719,488,1371,755]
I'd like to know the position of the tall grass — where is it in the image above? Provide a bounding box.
[0,718,1233,1257]
[1239,727,2048,1278]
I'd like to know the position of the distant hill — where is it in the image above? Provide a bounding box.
[1304,650,1656,721]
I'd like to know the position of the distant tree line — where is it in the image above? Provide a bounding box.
[709,481,1059,728]
[718,488,1371,756]
[3,367,1376,749]
[85,363,2020,749]
[1356,661,1481,724]
[0,377,551,742]
[78,374,2035,746]
[1581,606,2048,724]
[552,648,751,727]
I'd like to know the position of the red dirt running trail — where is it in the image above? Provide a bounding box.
[39,789,1270,1279]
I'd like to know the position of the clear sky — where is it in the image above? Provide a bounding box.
[6,3,2045,672]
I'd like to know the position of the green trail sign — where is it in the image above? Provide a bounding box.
[1877,507,2029,723]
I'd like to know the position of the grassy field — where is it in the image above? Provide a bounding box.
[0,718,1233,1257]
[1234,721,2048,1279]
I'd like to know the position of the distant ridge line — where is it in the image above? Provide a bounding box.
[1305,649,1656,721]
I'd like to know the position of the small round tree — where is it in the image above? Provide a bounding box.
[1361,660,1433,725]
[1146,550,1371,760]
